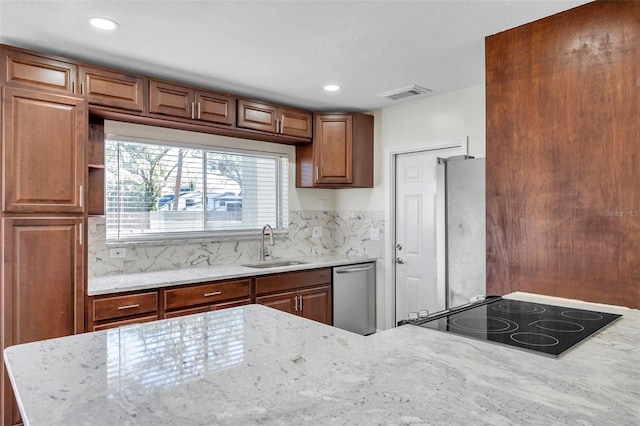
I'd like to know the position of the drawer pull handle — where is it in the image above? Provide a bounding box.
[204,291,222,297]
[117,304,140,310]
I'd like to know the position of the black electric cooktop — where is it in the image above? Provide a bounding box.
[402,297,621,357]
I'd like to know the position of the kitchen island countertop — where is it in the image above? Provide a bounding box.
[4,292,639,425]
[88,255,376,296]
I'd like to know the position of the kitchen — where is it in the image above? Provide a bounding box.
[1,1,639,425]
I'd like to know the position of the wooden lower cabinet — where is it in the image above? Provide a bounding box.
[298,286,332,324]
[1,217,84,426]
[255,268,332,325]
[87,278,252,330]
[256,285,331,324]
[163,298,250,319]
[163,278,251,319]
[93,314,159,331]
[87,291,159,331]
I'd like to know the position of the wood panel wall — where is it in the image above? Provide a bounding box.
[485,1,640,308]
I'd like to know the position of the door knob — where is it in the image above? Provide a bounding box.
[396,257,405,264]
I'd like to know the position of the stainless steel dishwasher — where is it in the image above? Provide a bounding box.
[333,262,376,335]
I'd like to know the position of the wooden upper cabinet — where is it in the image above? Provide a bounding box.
[280,106,312,139]
[2,87,85,213]
[149,79,194,118]
[79,66,144,112]
[237,99,277,133]
[315,114,354,184]
[237,99,312,139]
[296,112,373,188]
[1,46,78,93]
[149,79,234,126]
[196,89,235,126]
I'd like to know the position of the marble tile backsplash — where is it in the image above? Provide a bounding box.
[88,211,384,277]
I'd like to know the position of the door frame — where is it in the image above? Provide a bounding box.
[383,138,467,329]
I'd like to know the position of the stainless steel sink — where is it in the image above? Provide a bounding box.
[242,260,310,269]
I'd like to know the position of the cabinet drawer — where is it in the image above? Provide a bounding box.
[92,292,158,321]
[163,298,251,319]
[255,268,331,295]
[92,314,159,331]
[164,279,251,311]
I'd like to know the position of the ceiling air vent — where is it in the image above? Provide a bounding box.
[377,84,432,101]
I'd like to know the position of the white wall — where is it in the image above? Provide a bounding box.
[334,84,486,329]
[334,84,485,212]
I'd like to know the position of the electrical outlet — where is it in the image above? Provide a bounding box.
[312,226,322,238]
[370,228,380,241]
[109,248,126,259]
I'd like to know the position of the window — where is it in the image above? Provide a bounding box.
[105,135,288,241]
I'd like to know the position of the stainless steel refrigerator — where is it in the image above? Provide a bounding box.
[437,156,486,309]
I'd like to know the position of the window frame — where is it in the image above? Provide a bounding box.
[104,134,289,244]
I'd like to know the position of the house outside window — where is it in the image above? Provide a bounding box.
[105,135,288,242]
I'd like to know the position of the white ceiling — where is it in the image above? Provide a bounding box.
[0,0,590,111]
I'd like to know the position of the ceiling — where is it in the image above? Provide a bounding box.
[0,0,591,111]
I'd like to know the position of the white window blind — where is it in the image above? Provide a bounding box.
[105,136,288,241]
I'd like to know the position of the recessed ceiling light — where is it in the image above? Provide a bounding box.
[324,84,341,92]
[89,17,119,31]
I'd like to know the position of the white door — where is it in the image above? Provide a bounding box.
[395,151,440,323]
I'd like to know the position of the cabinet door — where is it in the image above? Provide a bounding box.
[80,66,144,111]
[279,107,312,139]
[196,89,235,126]
[236,99,278,133]
[149,79,194,119]
[298,286,332,325]
[2,217,84,426]
[314,113,353,185]
[2,87,85,213]
[1,47,78,93]
[256,291,296,316]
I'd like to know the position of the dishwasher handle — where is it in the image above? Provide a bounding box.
[335,264,374,274]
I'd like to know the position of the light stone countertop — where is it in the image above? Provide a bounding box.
[4,292,639,426]
[88,255,376,296]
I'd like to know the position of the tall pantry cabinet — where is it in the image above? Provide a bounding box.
[1,49,86,426]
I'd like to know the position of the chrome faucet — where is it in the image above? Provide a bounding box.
[260,224,274,261]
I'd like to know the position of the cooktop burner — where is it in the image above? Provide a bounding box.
[402,297,621,357]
